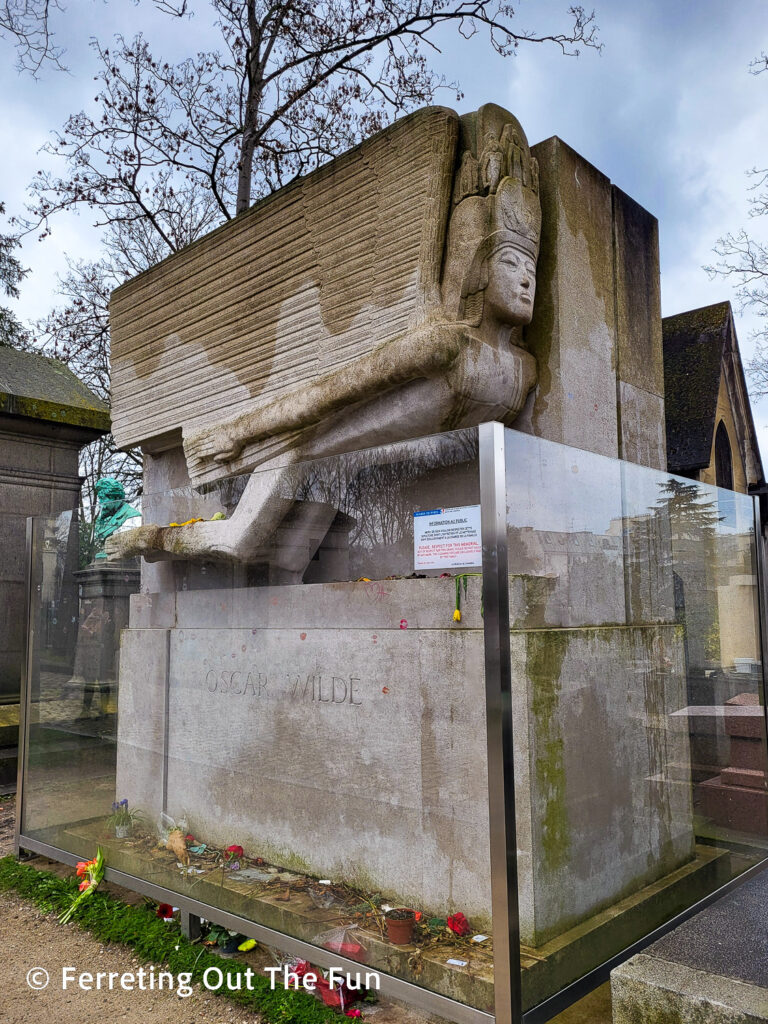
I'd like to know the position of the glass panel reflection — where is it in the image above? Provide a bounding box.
[21,429,495,1015]
[19,423,768,1022]
[505,429,768,1013]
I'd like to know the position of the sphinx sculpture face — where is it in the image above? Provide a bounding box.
[483,241,537,329]
[442,108,541,343]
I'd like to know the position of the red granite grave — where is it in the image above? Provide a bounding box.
[700,693,768,834]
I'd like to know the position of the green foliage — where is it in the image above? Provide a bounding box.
[0,857,339,1024]
[655,479,723,537]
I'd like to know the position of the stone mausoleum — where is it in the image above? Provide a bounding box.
[15,103,768,1024]
[0,346,109,786]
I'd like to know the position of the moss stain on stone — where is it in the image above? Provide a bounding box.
[528,629,570,871]
[522,574,556,628]
[525,139,559,428]
[638,628,674,871]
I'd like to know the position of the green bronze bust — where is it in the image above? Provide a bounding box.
[93,477,141,558]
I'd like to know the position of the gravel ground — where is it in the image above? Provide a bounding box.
[0,889,266,1024]
[0,796,265,1024]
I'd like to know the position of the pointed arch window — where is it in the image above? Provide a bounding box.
[715,420,733,491]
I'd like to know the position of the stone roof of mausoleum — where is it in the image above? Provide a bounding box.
[0,346,110,431]
[663,301,735,474]
[663,301,764,488]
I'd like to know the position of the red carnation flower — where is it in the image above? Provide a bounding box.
[156,903,174,919]
[446,912,470,937]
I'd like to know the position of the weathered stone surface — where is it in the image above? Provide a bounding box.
[116,579,691,946]
[515,139,666,471]
[517,136,619,460]
[663,301,763,491]
[0,345,110,432]
[617,382,666,471]
[115,626,169,812]
[111,106,455,451]
[0,388,107,702]
[612,954,768,1023]
[612,186,664,400]
[67,560,140,717]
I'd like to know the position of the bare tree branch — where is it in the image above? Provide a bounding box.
[707,49,768,401]
[1,0,65,73]
[24,1,599,233]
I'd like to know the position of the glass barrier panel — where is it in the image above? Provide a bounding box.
[21,428,496,1018]
[504,428,768,1014]
[22,510,133,845]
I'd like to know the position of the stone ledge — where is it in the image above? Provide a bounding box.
[612,953,768,1023]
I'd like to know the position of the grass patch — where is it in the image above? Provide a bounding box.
[0,855,341,1023]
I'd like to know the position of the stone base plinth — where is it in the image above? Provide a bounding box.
[116,577,692,947]
[700,777,768,834]
[68,559,140,715]
[33,818,728,1014]
[698,692,768,835]
[730,738,768,772]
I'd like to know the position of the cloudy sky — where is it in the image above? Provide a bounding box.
[3,0,768,457]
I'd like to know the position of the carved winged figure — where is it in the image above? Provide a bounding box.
[107,104,541,564]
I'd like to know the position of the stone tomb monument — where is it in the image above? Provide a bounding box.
[108,104,698,950]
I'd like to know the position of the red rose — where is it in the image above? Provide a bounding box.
[446,912,470,937]
[225,844,244,860]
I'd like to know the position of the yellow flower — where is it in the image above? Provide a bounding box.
[453,609,461,622]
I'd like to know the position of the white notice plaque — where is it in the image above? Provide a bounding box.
[413,506,482,570]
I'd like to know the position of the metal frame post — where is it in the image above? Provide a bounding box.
[478,421,523,1024]
[180,910,203,941]
[14,518,37,857]
[752,495,768,752]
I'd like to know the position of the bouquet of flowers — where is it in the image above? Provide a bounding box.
[59,848,105,924]
[107,799,141,832]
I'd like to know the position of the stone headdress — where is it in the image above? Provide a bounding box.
[441,104,541,323]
